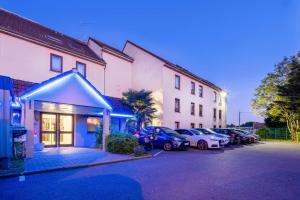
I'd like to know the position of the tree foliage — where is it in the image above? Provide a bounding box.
[122,89,157,131]
[252,54,300,140]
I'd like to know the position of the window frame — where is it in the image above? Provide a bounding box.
[175,121,180,129]
[213,108,217,119]
[199,85,203,97]
[191,102,195,115]
[214,91,217,102]
[76,61,86,77]
[175,75,180,89]
[191,123,195,129]
[199,104,203,117]
[50,53,63,73]
[191,81,195,95]
[175,98,180,113]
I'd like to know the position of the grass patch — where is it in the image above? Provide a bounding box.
[261,139,300,143]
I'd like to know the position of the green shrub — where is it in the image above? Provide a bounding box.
[106,134,138,154]
[134,145,145,157]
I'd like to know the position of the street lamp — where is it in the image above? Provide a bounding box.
[238,111,251,126]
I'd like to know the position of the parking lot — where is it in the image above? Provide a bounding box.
[1,142,300,200]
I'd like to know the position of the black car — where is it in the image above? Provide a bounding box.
[142,126,190,151]
[212,128,241,144]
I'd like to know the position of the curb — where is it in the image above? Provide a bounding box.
[0,154,153,179]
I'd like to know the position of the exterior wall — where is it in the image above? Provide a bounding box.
[124,43,227,129]
[162,67,226,129]
[123,43,164,126]
[74,115,96,148]
[102,52,132,98]
[0,33,105,93]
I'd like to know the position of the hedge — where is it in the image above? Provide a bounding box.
[106,134,138,154]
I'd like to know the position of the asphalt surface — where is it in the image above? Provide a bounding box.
[1,142,300,200]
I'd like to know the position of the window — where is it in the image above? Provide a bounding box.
[175,121,180,129]
[191,102,195,115]
[213,125,217,128]
[175,98,180,113]
[191,82,195,95]
[175,75,180,89]
[214,91,217,102]
[219,125,222,128]
[199,104,203,117]
[191,123,195,128]
[76,61,86,77]
[87,117,101,133]
[219,110,222,119]
[213,108,217,119]
[199,85,203,97]
[199,123,203,128]
[50,54,63,72]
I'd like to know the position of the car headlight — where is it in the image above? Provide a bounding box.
[210,136,219,141]
[173,137,181,141]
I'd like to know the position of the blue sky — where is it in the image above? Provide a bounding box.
[1,0,300,125]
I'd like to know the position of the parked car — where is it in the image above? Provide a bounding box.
[175,129,223,150]
[212,128,241,144]
[234,129,260,142]
[195,128,230,146]
[142,126,190,151]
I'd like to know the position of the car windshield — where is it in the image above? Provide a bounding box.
[160,128,182,137]
[191,129,203,135]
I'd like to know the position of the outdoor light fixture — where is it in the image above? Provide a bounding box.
[220,91,227,97]
[20,73,73,100]
[97,112,134,118]
[20,71,112,111]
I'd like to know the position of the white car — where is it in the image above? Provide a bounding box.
[195,128,230,146]
[175,129,223,150]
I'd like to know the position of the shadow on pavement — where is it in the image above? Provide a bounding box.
[0,174,144,200]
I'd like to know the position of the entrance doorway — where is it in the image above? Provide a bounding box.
[41,113,74,147]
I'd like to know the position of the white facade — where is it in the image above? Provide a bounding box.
[123,41,227,129]
[0,10,227,131]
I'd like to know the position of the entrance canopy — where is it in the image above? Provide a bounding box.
[20,69,112,111]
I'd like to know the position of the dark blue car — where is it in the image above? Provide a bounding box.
[142,126,190,151]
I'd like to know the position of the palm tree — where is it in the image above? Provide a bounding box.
[122,89,157,132]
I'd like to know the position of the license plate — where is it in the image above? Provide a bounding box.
[184,142,189,146]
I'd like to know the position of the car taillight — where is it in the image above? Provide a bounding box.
[230,134,235,137]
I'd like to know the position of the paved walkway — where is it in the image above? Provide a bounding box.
[24,147,145,173]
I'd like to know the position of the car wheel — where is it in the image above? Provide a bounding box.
[197,140,208,150]
[163,142,172,151]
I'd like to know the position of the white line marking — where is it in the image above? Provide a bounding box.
[19,175,25,182]
[153,150,163,157]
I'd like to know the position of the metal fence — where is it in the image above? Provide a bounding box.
[256,128,290,140]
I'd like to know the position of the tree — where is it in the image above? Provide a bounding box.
[240,121,254,127]
[122,89,157,132]
[252,55,300,140]
[275,57,300,140]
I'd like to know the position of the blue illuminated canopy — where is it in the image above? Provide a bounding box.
[20,70,112,110]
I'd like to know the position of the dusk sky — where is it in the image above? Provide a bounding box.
[1,0,300,125]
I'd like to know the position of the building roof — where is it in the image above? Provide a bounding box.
[104,96,134,116]
[124,40,223,91]
[89,37,134,62]
[12,73,133,115]
[0,9,105,65]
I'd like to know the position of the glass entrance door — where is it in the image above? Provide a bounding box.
[41,113,57,147]
[59,115,73,146]
[41,113,74,147]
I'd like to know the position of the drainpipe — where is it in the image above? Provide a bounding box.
[103,63,106,95]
